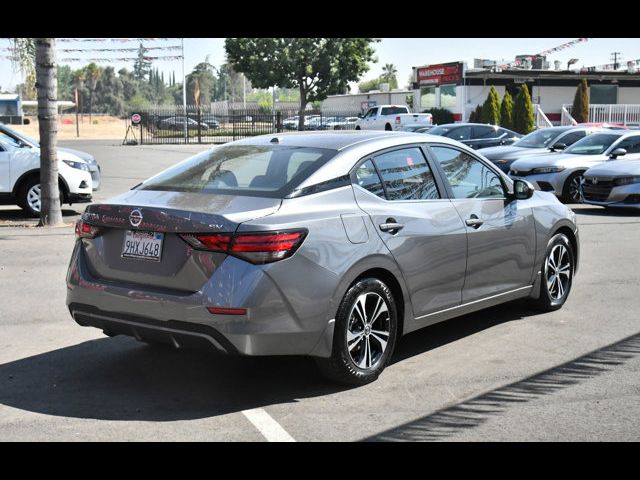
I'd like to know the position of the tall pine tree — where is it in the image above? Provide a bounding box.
[571,79,589,123]
[481,86,501,125]
[513,84,535,135]
[500,91,514,130]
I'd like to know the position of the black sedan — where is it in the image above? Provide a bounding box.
[428,123,521,150]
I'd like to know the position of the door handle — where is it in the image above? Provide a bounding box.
[465,215,484,228]
[379,219,404,233]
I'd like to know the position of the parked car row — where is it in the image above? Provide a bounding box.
[282,115,360,131]
[472,123,640,208]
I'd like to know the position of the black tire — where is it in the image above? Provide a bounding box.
[384,123,392,131]
[17,176,41,217]
[355,126,361,130]
[529,233,575,312]
[315,278,398,386]
[17,176,64,218]
[561,171,585,204]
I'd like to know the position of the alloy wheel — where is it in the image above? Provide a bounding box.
[346,292,391,370]
[568,174,584,203]
[545,244,571,301]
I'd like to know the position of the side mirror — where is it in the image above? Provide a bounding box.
[513,179,535,200]
[550,143,567,152]
[357,114,363,119]
[609,148,627,159]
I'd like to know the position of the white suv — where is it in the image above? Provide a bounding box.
[0,133,92,216]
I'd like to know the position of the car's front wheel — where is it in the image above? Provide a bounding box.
[316,278,398,385]
[530,233,575,311]
[17,177,64,217]
[562,171,584,204]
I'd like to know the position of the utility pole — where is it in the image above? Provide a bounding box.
[611,52,622,70]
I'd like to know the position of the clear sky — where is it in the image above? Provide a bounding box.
[1,38,639,93]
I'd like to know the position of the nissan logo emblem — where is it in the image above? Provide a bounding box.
[129,209,143,227]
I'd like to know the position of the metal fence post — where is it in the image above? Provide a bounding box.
[276,111,282,133]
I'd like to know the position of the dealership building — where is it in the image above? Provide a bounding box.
[410,60,640,126]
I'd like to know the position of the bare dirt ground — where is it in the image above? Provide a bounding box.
[12,115,127,140]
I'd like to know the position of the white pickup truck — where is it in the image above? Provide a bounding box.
[355,105,432,131]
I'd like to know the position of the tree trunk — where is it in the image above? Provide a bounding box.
[35,38,63,226]
[298,84,307,131]
[89,89,93,124]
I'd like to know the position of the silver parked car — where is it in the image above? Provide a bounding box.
[480,126,599,174]
[67,131,579,385]
[509,131,640,203]
[582,159,640,208]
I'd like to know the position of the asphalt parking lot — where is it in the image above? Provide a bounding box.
[1,140,639,441]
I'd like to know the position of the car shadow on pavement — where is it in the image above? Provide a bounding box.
[0,337,346,421]
[0,300,541,422]
[572,205,640,217]
[364,331,640,441]
[391,299,537,365]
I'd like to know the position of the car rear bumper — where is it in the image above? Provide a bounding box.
[65,241,332,357]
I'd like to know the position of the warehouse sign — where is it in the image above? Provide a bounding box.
[416,62,464,86]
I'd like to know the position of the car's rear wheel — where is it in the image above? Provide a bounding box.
[530,233,575,311]
[562,171,584,203]
[316,278,398,385]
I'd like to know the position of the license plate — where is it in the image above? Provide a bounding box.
[122,230,164,262]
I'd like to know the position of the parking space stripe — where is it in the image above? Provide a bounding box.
[242,408,296,442]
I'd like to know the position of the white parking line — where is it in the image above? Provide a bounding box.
[242,408,296,442]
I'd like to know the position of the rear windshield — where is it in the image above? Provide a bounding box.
[140,144,338,198]
[381,106,409,115]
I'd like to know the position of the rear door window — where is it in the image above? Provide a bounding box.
[380,106,409,116]
[445,126,471,141]
[471,126,500,139]
[372,147,440,200]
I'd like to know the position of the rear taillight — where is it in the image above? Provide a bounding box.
[75,220,100,239]
[395,116,401,124]
[180,230,307,264]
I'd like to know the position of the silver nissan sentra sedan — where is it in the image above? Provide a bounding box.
[66,131,579,385]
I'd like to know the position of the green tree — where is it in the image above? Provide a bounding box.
[469,103,483,123]
[10,38,63,226]
[84,63,101,122]
[513,84,535,134]
[186,58,217,107]
[571,79,589,123]
[358,77,383,93]
[424,107,454,125]
[499,91,514,130]
[133,42,151,82]
[57,64,73,101]
[481,86,501,125]
[226,38,379,130]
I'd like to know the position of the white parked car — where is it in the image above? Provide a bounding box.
[0,134,93,216]
[355,105,432,131]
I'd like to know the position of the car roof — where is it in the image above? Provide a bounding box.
[230,130,460,151]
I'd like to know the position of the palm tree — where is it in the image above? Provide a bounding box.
[10,38,63,226]
[85,63,101,123]
[382,63,398,87]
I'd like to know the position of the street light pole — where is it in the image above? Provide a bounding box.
[182,38,187,141]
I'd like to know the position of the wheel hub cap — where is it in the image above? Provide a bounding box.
[346,292,391,370]
[545,244,571,301]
